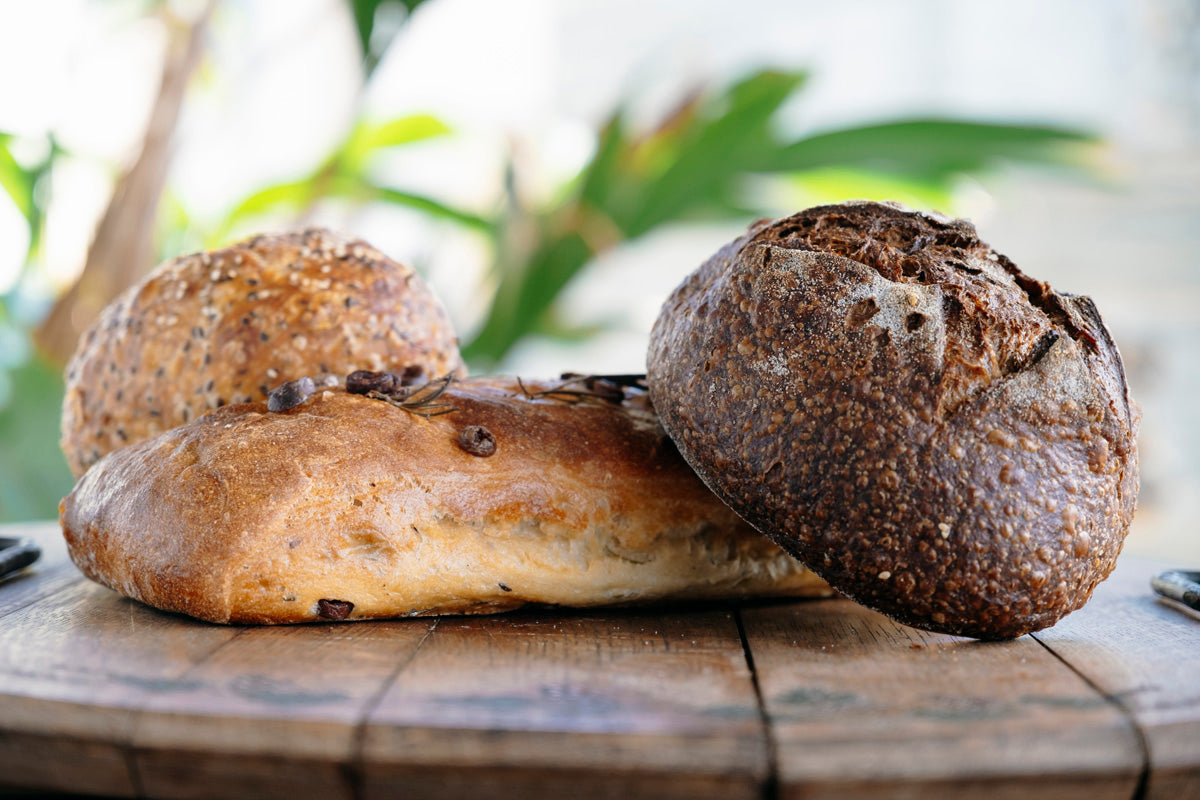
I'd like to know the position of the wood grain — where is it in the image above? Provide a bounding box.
[360,608,767,800]
[740,597,1144,800]
[0,522,77,620]
[132,620,434,800]
[1034,556,1200,800]
[0,579,237,797]
[2,521,1198,800]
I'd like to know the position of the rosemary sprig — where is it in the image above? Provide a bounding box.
[515,373,645,405]
[364,372,460,418]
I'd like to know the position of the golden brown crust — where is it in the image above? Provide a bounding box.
[647,201,1139,639]
[59,377,830,624]
[61,228,463,478]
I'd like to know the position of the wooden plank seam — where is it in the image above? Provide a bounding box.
[125,626,255,797]
[343,618,441,800]
[1030,634,1151,800]
[735,607,780,800]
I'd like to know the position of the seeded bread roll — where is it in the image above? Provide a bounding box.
[648,201,1139,640]
[59,376,830,623]
[61,228,463,477]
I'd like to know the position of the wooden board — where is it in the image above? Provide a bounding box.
[742,600,1140,799]
[359,609,766,800]
[1034,558,1200,800]
[1,521,1198,799]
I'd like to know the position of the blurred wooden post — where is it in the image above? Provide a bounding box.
[34,1,215,367]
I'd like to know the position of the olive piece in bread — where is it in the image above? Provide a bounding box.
[61,228,463,477]
[647,201,1139,640]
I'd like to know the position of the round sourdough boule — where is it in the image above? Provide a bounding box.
[647,201,1140,639]
[61,228,464,477]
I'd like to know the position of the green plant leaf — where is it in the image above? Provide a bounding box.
[349,0,430,78]
[219,175,491,245]
[462,231,591,367]
[217,179,315,239]
[620,70,807,235]
[353,114,451,151]
[0,135,34,220]
[533,314,609,343]
[349,0,382,60]
[764,119,1095,182]
[218,111,472,241]
[229,180,313,219]
[578,114,630,213]
[0,356,74,523]
[463,70,812,366]
[0,132,56,268]
[464,70,1101,368]
[370,185,492,232]
[343,114,452,173]
[783,167,955,210]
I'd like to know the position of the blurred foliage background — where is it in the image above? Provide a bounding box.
[0,0,1106,522]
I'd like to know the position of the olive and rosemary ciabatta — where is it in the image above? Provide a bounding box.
[60,373,830,623]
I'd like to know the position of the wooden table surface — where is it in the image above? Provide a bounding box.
[0,521,1197,800]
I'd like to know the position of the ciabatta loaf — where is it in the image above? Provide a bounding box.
[60,376,829,623]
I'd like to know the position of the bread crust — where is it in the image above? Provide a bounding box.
[647,201,1139,639]
[61,228,463,477]
[59,378,829,623]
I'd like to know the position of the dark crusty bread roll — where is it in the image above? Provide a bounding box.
[648,201,1139,639]
[59,376,830,624]
[61,228,462,477]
